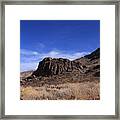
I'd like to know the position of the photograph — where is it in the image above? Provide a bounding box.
[2,1,118,118]
[20,20,100,100]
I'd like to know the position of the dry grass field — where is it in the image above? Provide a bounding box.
[20,80,99,100]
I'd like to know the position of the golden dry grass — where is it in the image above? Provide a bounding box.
[20,81,100,100]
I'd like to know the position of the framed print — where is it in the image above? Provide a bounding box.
[0,0,119,119]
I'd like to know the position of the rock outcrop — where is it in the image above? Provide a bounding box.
[32,57,84,77]
[32,48,100,77]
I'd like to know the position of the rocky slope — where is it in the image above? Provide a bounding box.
[21,48,100,85]
[32,48,100,78]
[20,48,100,100]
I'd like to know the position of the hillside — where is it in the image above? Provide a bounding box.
[20,48,100,100]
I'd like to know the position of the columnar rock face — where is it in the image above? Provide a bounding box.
[32,48,100,77]
[32,57,83,77]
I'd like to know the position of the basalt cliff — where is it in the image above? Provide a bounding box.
[32,48,100,78]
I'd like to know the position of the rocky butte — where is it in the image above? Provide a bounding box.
[32,48,100,78]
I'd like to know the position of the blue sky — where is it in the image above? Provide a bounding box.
[20,20,100,72]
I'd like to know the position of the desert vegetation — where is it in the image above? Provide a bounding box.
[20,48,100,100]
[21,81,99,100]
